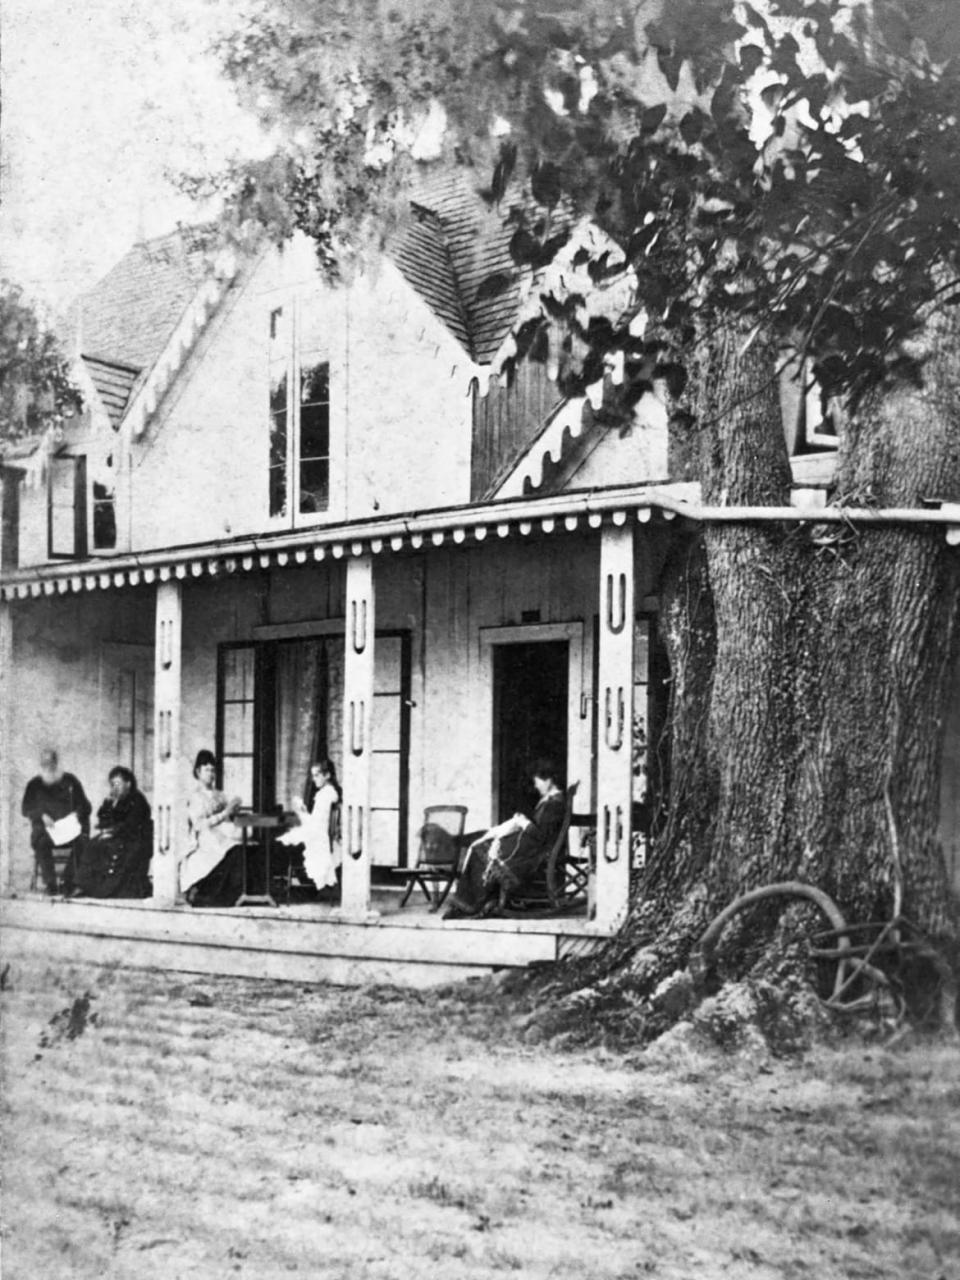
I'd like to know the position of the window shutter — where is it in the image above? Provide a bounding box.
[48,455,88,559]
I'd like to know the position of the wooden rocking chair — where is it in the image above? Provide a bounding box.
[497,782,588,917]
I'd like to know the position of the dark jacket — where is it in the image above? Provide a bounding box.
[21,773,92,838]
[96,788,152,854]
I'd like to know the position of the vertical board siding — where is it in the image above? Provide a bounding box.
[471,358,561,500]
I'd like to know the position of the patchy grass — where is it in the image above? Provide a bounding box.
[1,954,958,1279]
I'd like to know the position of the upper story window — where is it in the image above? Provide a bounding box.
[782,358,840,456]
[48,454,87,559]
[268,303,331,521]
[47,451,117,559]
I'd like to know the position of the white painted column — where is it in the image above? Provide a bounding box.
[151,580,182,906]
[340,554,375,916]
[0,600,13,896]
[595,523,635,930]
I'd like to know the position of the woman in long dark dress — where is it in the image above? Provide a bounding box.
[75,766,152,898]
[444,758,566,918]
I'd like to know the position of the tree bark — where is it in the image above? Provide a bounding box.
[625,307,960,1022]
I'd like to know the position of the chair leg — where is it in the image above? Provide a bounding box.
[433,875,456,911]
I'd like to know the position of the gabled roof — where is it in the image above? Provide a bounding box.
[68,175,526,437]
[81,356,140,429]
[392,170,522,365]
[76,226,214,373]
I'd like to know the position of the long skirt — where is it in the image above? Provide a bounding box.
[447,829,545,916]
[76,835,151,898]
[184,846,245,906]
[180,823,243,894]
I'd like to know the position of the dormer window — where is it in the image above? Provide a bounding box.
[48,454,87,559]
[268,304,331,521]
[48,450,118,559]
[92,471,117,550]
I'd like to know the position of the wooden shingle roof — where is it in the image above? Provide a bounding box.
[76,227,213,375]
[392,171,522,365]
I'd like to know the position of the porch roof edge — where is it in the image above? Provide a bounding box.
[3,484,959,600]
[0,483,698,599]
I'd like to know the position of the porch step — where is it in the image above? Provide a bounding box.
[0,897,607,989]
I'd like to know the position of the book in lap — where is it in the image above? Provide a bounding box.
[48,813,82,846]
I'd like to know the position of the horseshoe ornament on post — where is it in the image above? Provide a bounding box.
[605,572,626,635]
[157,804,171,854]
[349,700,366,757]
[604,686,625,750]
[345,804,364,860]
[603,804,623,863]
[351,599,368,654]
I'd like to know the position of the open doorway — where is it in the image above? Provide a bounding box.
[493,640,569,821]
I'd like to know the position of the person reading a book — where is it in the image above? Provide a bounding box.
[21,748,92,895]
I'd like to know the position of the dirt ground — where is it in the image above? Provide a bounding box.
[1,955,957,1280]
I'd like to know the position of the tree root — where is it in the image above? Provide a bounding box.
[691,881,959,1035]
[692,881,852,1002]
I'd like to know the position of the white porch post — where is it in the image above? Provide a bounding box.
[340,554,375,916]
[0,600,13,896]
[151,580,182,906]
[595,523,635,930]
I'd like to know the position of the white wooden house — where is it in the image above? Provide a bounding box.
[2,173,958,984]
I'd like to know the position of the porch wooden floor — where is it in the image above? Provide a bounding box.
[0,887,608,988]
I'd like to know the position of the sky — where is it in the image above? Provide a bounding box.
[0,0,267,314]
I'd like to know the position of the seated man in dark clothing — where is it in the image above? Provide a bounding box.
[21,748,92,895]
[75,766,152,898]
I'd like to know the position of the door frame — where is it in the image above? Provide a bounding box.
[478,621,590,821]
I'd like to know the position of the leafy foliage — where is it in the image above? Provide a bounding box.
[210,0,960,408]
[0,281,81,443]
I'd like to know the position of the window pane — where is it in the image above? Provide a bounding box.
[222,647,255,702]
[93,485,116,550]
[371,753,400,809]
[299,459,329,514]
[372,694,401,746]
[269,368,287,415]
[270,463,287,518]
[373,636,402,693]
[300,403,329,460]
[222,755,254,809]
[301,362,329,405]
[223,700,255,756]
[368,808,400,867]
[50,502,76,557]
[270,412,287,468]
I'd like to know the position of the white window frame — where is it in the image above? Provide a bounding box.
[267,296,333,530]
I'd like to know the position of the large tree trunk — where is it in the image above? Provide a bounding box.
[610,308,960,1031]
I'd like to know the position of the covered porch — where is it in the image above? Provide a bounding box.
[0,488,683,982]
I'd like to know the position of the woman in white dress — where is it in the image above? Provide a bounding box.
[278,758,342,892]
[181,749,244,905]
